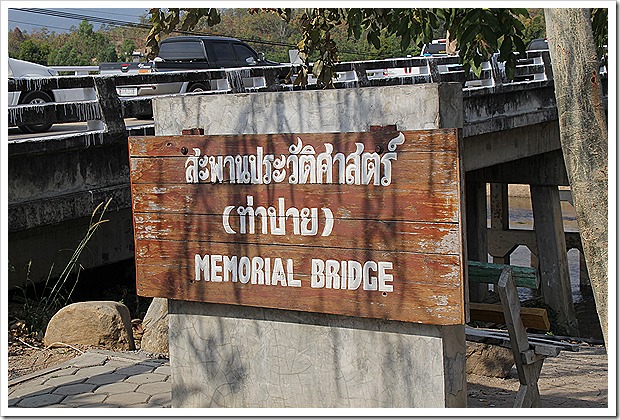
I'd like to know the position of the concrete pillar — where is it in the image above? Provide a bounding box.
[490,183,510,264]
[530,185,578,336]
[466,169,489,302]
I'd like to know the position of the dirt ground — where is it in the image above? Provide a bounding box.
[468,343,608,408]
[8,334,608,408]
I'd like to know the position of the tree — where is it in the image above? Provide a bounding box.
[8,27,26,58]
[520,9,546,46]
[46,19,119,65]
[544,8,608,348]
[17,39,50,65]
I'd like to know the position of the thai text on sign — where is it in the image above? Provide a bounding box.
[128,129,466,325]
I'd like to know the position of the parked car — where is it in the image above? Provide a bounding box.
[421,39,449,56]
[526,38,549,51]
[8,58,86,133]
[112,36,282,99]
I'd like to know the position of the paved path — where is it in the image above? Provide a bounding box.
[8,351,170,408]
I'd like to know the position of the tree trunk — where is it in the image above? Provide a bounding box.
[544,9,608,348]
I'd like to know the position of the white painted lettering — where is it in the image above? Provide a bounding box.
[378,261,394,292]
[195,254,209,281]
[347,260,362,290]
[311,259,325,288]
[363,261,378,290]
[325,259,340,289]
[223,255,238,282]
[251,257,265,285]
[210,255,223,282]
[238,256,251,284]
[287,259,299,287]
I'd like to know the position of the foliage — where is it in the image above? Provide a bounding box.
[8,27,27,58]
[47,20,118,65]
[592,8,608,67]
[17,199,112,336]
[145,8,534,87]
[519,9,546,46]
[16,39,51,65]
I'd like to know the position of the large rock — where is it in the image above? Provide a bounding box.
[140,298,168,354]
[466,342,515,378]
[44,301,135,350]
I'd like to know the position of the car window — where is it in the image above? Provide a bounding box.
[233,43,257,64]
[159,40,207,61]
[212,41,236,62]
[527,39,549,51]
[425,43,447,55]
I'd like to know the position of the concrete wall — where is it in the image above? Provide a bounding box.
[153,83,467,408]
[169,301,465,408]
[153,84,462,135]
[8,134,134,289]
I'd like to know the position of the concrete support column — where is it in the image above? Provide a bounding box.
[490,183,510,264]
[530,185,578,336]
[466,170,489,302]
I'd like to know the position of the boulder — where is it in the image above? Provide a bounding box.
[466,342,515,378]
[139,298,169,354]
[44,301,135,350]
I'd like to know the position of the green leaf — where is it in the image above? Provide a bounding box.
[459,23,479,46]
[401,31,411,51]
[367,31,381,49]
[499,36,512,58]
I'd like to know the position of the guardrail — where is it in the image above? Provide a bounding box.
[8,51,556,136]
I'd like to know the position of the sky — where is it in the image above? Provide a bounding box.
[8,7,149,34]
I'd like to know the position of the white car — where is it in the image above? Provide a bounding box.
[8,58,85,133]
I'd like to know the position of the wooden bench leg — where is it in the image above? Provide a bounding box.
[514,358,543,408]
[497,267,544,408]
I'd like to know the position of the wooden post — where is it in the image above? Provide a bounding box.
[530,185,578,336]
[466,170,489,302]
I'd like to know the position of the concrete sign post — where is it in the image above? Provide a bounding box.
[133,83,467,408]
[129,129,466,326]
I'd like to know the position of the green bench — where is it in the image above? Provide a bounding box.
[466,261,579,408]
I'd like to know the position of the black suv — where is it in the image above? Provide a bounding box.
[155,36,279,69]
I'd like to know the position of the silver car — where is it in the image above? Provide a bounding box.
[8,58,85,133]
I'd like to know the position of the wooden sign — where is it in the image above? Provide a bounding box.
[128,129,466,325]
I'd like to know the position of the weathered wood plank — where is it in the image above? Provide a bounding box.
[135,242,465,325]
[469,302,551,331]
[131,184,460,223]
[128,150,459,186]
[135,238,463,287]
[128,130,459,157]
[468,261,539,289]
[133,213,461,255]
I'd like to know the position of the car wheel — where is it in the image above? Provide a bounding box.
[17,91,54,133]
[189,83,209,93]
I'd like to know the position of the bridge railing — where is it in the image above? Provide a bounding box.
[8,51,554,133]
